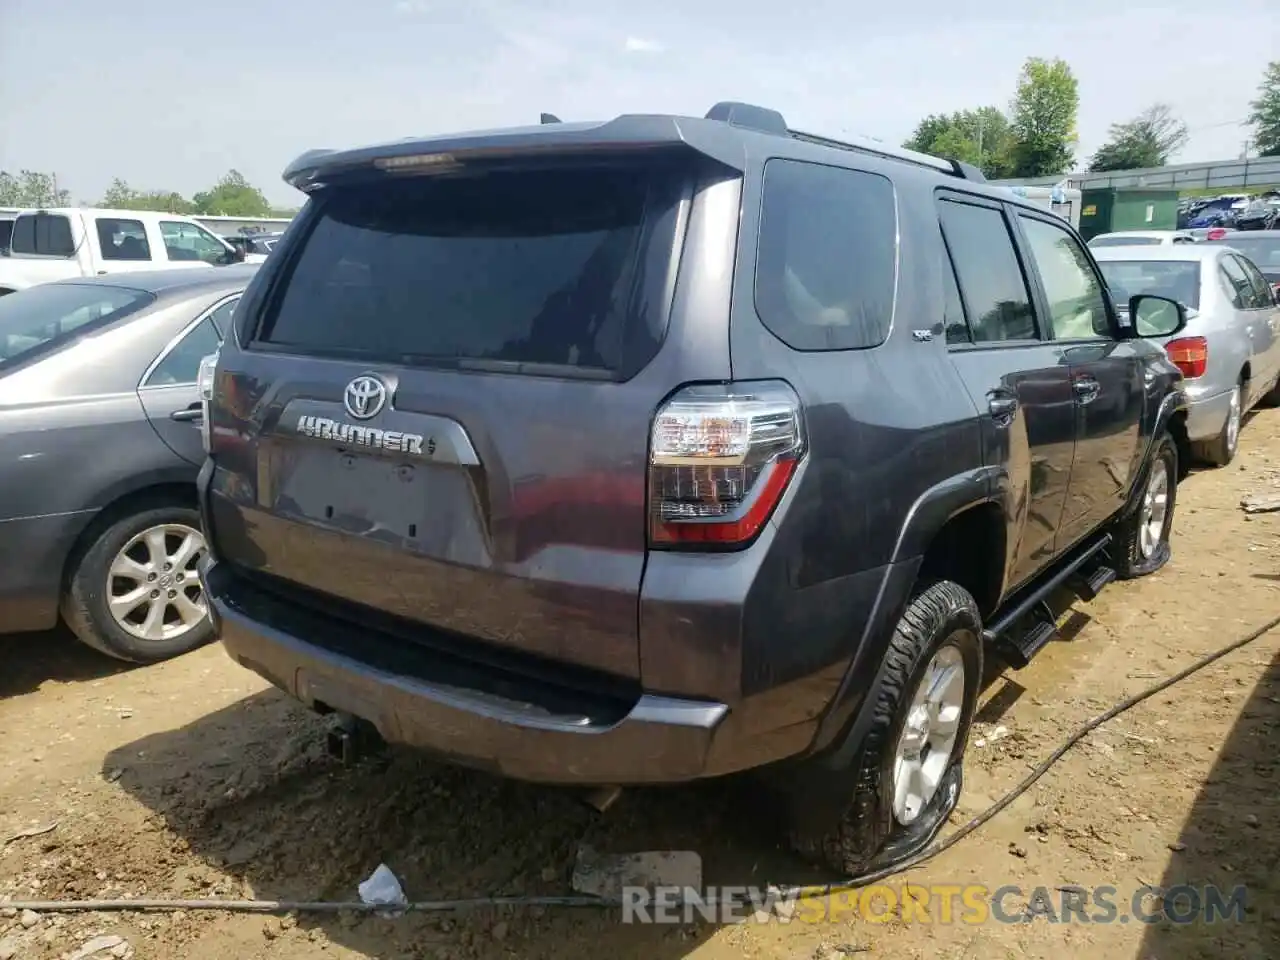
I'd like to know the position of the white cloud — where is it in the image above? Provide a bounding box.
[623,36,664,54]
[393,0,430,14]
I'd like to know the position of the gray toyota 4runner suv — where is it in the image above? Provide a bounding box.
[196,102,1190,874]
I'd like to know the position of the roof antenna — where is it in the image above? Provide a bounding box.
[540,112,561,124]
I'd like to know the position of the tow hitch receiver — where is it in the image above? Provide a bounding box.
[326,714,384,765]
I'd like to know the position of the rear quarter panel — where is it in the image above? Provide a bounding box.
[719,150,984,697]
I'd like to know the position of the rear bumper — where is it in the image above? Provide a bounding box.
[1183,384,1234,442]
[0,509,96,634]
[201,558,737,784]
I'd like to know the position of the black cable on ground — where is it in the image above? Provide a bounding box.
[7,610,1280,917]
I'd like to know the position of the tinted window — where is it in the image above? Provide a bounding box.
[0,283,152,366]
[754,160,897,351]
[1097,260,1201,311]
[261,164,680,374]
[96,218,151,261]
[1235,255,1275,306]
[1221,255,1262,308]
[0,219,12,250]
[941,237,970,346]
[938,200,1037,342]
[10,214,74,257]
[145,315,223,386]
[1218,265,1243,308]
[207,297,237,337]
[1019,216,1111,340]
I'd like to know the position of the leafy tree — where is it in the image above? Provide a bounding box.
[1248,60,1280,157]
[905,107,1016,179]
[1009,57,1080,177]
[192,170,272,217]
[0,169,72,207]
[1087,104,1189,172]
[100,178,195,213]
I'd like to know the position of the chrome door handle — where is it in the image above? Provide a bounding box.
[988,394,1018,422]
[1073,377,1101,404]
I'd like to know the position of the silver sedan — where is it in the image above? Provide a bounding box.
[1094,244,1280,466]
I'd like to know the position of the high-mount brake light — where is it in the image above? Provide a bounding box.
[648,382,806,548]
[1165,337,1207,379]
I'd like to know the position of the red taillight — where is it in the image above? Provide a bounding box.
[1165,336,1208,378]
[648,382,806,548]
[1206,227,1227,240]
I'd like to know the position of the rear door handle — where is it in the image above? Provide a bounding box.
[170,403,202,422]
[1073,377,1101,404]
[988,393,1018,421]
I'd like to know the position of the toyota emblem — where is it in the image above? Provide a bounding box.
[343,375,388,420]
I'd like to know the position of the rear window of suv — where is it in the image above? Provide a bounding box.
[257,163,684,377]
[754,159,897,351]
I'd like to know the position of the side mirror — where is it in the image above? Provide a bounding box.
[1128,294,1188,339]
[222,246,245,265]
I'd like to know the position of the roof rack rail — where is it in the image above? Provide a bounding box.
[701,100,985,182]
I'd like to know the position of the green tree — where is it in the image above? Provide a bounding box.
[1010,57,1080,177]
[1248,60,1280,157]
[0,169,72,207]
[191,170,272,217]
[904,107,1016,179]
[1088,104,1189,172]
[100,178,195,213]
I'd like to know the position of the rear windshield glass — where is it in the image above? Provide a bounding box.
[259,164,678,374]
[1097,260,1201,311]
[0,282,153,367]
[1204,235,1280,271]
[1089,236,1163,247]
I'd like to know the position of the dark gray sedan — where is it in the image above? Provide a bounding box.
[0,265,257,662]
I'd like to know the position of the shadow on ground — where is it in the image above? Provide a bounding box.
[1,626,134,699]
[1138,645,1279,959]
[102,687,842,959]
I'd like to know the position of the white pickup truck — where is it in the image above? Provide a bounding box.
[0,207,263,295]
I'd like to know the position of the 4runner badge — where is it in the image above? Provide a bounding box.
[294,415,427,456]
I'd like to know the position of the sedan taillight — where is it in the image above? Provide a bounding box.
[1165,337,1207,379]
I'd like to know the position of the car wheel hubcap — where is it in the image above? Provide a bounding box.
[892,643,966,826]
[1226,386,1241,455]
[107,523,207,642]
[1138,460,1170,560]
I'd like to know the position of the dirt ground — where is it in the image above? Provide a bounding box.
[3,412,1279,960]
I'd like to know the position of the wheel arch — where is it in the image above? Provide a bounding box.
[59,476,198,591]
[810,467,1004,754]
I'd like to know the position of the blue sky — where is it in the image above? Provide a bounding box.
[1,0,1272,207]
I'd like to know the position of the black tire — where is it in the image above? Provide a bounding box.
[1113,432,1178,580]
[1191,379,1243,467]
[1259,377,1280,409]
[61,505,213,664]
[785,581,983,876]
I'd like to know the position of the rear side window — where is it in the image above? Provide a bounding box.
[754,160,897,350]
[10,214,75,257]
[259,163,683,376]
[96,218,151,261]
[938,199,1037,343]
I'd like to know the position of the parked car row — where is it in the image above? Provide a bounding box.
[0,208,250,296]
[0,265,257,659]
[2,102,1261,882]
